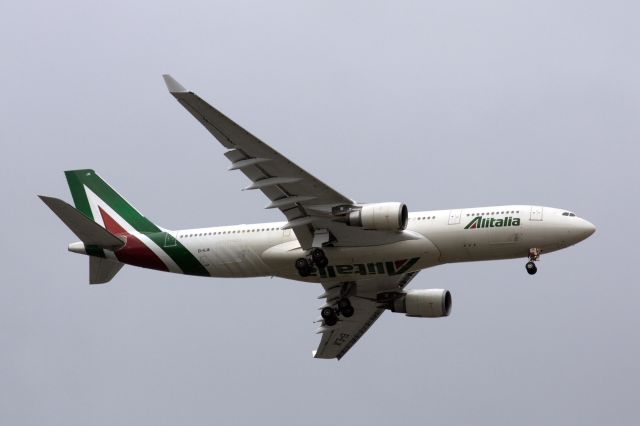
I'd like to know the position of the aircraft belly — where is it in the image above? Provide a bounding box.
[262,238,441,283]
[428,227,528,262]
[429,219,578,263]
[189,239,272,278]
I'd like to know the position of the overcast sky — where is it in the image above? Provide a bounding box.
[1,1,639,425]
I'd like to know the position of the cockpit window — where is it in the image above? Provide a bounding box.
[562,212,577,217]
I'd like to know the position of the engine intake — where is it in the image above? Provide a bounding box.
[392,289,452,318]
[346,202,408,231]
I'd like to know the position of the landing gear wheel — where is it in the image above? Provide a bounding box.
[337,298,352,311]
[295,258,312,277]
[321,307,335,319]
[321,307,338,326]
[315,257,329,269]
[337,298,354,317]
[324,316,337,326]
[526,261,537,275]
[341,305,355,318]
[311,248,328,268]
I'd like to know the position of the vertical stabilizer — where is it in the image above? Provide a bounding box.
[64,169,162,233]
[62,169,209,277]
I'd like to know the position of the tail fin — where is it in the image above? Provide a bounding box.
[64,169,163,234]
[44,169,209,278]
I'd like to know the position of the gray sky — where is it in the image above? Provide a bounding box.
[2,1,639,425]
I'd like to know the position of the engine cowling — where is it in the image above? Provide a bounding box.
[347,202,408,231]
[392,289,452,318]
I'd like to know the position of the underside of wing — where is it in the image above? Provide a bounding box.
[314,272,420,360]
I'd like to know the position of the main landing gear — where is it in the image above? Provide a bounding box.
[526,248,541,275]
[295,247,329,277]
[321,298,354,326]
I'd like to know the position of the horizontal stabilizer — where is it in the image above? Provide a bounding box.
[39,196,124,248]
[90,256,124,284]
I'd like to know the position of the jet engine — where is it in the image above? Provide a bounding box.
[346,202,408,231]
[391,289,452,318]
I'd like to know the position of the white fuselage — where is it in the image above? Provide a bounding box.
[156,205,595,284]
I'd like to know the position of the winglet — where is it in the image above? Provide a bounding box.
[162,74,187,93]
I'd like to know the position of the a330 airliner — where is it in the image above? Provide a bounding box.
[40,75,596,359]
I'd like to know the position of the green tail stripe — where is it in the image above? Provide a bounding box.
[64,169,209,276]
[65,170,161,233]
[148,233,209,276]
[66,170,94,220]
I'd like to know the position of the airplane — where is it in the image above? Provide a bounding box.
[39,75,596,360]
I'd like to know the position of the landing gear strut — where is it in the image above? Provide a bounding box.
[526,248,541,275]
[295,248,329,277]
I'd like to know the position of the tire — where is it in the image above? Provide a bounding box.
[295,258,312,276]
[337,298,352,310]
[321,306,338,326]
[295,258,309,270]
[341,305,355,318]
[311,248,326,262]
[321,307,335,319]
[315,257,329,269]
[324,316,338,326]
[526,261,537,275]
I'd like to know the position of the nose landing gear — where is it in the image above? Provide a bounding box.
[526,248,541,275]
[526,261,537,275]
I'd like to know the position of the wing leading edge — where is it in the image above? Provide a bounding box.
[162,74,353,249]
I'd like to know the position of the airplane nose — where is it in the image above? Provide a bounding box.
[577,219,596,239]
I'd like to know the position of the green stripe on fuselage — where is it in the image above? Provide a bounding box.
[146,232,209,276]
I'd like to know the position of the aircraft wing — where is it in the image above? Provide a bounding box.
[313,271,419,360]
[163,75,416,249]
[163,75,356,249]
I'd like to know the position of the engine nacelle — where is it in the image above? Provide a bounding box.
[392,289,452,318]
[347,202,408,231]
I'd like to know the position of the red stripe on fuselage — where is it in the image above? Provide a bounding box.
[99,207,168,272]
